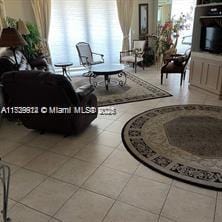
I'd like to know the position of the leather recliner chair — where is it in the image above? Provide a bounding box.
[1,71,97,135]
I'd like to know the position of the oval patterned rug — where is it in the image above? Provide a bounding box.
[122,104,222,190]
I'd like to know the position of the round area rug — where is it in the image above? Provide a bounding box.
[122,104,222,190]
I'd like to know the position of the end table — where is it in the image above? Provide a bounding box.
[54,62,73,81]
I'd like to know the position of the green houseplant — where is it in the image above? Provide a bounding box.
[23,22,42,61]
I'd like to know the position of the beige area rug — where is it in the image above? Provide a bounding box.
[122,104,222,190]
[71,72,172,107]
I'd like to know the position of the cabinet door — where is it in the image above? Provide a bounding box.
[190,59,204,87]
[204,63,222,94]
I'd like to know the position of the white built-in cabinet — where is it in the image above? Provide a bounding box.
[189,52,222,99]
[189,2,222,99]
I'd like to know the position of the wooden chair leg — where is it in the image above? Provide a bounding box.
[183,71,186,80]
[166,73,168,79]
[135,63,137,73]
[161,72,163,85]
[180,73,183,86]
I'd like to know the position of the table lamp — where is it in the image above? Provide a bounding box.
[0,27,27,69]
[17,19,30,36]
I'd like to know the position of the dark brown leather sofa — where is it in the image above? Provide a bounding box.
[1,71,97,135]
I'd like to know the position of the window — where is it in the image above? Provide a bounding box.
[49,0,123,65]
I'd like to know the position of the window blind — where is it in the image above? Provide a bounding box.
[49,0,123,65]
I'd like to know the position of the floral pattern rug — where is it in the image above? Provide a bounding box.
[71,72,171,106]
[122,104,222,190]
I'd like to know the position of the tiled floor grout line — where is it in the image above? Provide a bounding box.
[7,153,76,215]
[7,154,80,220]
[171,183,218,200]
[8,200,58,219]
[50,138,121,220]
[213,192,218,222]
[157,180,174,222]
[7,138,219,222]
[101,163,141,222]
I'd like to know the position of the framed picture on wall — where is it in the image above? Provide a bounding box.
[139,4,149,39]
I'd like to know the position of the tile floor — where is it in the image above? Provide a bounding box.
[0,66,222,222]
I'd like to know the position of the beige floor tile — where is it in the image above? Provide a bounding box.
[0,139,21,157]
[103,201,158,222]
[105,121,125,134]
[0,124,36,144]
[13,130,39,145]
[0,195,17,210]
[3,145,43,167]
[9,203,51,222]
[48,218,62,222]
[25,134,63,150]
[1,161,20,175]
[161,187,215,222]
[172,180,217,198]
[74,143,113,165]
[49,139,86,157]
[218,192,222,199]
[91,118,114,130]
[24,151,69,176]
[90,131,121,148]
[103,150,139,174]
[204,98,222,106]
[21,178,78,216]
[215,197,222,222]
[55,189,114,222]
[135,165,172,185]
[9,168,46,201]
[117,143,126,151]
[66,125,102,145]
[52,158,98,186]
[83,166,130,199]
[119,175,170,214]
[158,216,177,222]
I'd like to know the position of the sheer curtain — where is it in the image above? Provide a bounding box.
[31,0,51,61]
[0,0,6,32]
[116,0,134,51]
[49,0,123,65]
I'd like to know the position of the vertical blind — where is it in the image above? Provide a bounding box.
[49,0,123,65]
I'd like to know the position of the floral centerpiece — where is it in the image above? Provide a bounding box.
[155,13,188,63]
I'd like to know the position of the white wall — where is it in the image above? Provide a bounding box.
[5,0,35,23]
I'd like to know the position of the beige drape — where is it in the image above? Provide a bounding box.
[117,0,134,51]
[31,0,51,61]
[0,0,6,32]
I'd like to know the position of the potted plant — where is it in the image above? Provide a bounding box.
[155,13,187,63]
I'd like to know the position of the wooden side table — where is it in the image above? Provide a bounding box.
[54,62,73,81]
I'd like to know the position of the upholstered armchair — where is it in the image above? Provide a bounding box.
[120,40,146,73]
[161,49,191,86]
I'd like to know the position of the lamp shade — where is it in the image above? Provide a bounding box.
[0,27,27,47]
[17,19,30,35]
